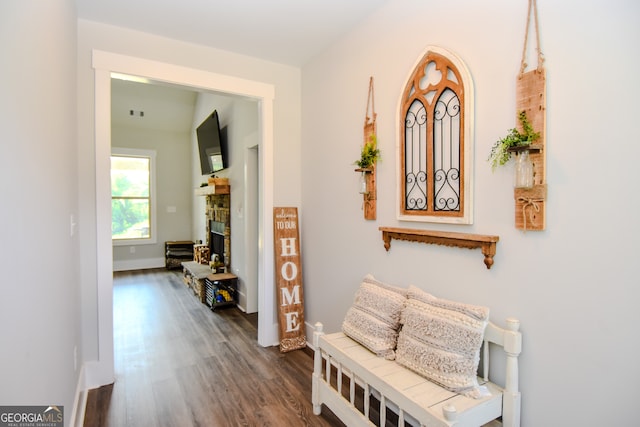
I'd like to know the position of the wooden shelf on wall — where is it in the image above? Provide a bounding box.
[194,184,230,196]
[379,227,499,269]
[507,144,543,154]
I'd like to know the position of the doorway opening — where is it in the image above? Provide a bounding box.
[92,50,278,386]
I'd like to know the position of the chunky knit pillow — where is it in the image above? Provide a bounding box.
[395,286,489,398]
[342,274,407,360]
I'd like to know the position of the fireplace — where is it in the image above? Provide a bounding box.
[203,188,231,268]
[209,220,227,264]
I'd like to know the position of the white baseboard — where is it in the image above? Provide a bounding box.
[69,365,87,427]
[113,257,165,272]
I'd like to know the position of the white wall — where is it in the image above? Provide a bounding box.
[0,1,82,425]
[301,0,640,425]
[112,126,193,270]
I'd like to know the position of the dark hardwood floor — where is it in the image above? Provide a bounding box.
[83,268,344,427]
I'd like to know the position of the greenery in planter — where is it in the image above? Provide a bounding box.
[488,111,540,171]
[355,134,381,168]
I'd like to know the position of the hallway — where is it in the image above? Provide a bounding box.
[83,268,342,426]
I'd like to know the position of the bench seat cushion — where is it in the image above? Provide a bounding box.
[342,274,407,360]
[395,286,489,398]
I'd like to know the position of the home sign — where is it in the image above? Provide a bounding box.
[273,207,306,352]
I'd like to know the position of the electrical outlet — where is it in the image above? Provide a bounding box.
[130,246,136,254]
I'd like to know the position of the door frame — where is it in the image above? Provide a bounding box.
[90,50,278,387]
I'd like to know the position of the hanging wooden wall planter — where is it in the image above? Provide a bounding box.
[355,77,378,220]
[514,0,547,231]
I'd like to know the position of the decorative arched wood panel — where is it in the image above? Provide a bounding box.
[398,46,474,224]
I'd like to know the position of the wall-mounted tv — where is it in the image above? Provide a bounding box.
[196,110,228,175]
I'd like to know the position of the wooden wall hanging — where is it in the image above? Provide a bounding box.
[515,0,547,231]
[273,207,306,352]
[355,77,378,220]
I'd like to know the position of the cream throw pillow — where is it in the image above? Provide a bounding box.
[342,274,407,360]
[395,286,489,398]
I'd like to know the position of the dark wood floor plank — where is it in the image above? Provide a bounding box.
[84,268,343,427]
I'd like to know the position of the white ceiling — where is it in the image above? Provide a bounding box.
[83,0,389,133]
[76,0,389,67]
[111,78,199,133]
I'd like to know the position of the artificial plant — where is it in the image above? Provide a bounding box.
[355,134,381,168]
[488,111,540,171]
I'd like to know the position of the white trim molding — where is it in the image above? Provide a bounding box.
[89,50,278,390]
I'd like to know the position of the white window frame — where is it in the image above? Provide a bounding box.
[111,147,157,246]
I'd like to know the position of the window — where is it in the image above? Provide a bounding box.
[111,148,157,245]
[398,46,474,224]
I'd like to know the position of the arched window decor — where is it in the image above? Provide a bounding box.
[398,46,474,224]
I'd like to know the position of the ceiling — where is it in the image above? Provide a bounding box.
[83,0,389,133]
[76,0,389,67]
[111,78,199,133]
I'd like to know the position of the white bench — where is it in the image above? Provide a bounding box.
[312,318,522,427]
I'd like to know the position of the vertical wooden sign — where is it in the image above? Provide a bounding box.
[363,77,377,220]
[273,207,306,352]
[514,68,546,231]
[514,0,547,231]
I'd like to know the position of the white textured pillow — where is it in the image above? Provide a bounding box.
[395,286,489,398]
[342,274,407,360]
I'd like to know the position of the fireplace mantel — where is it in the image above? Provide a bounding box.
[195,183,230,196]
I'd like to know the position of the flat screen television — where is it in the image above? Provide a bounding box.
[196,110,228,175]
